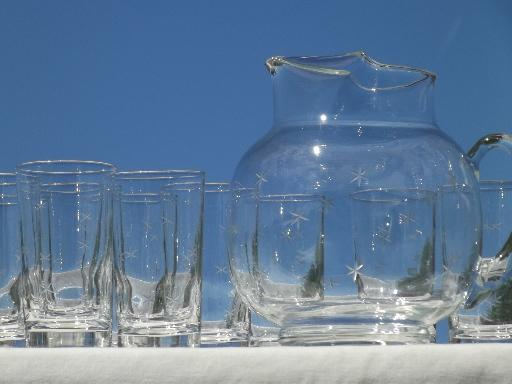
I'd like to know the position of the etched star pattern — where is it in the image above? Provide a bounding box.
[216,265,228,274]
[346,263,364,282]
[375,224,392,243]
[78,240,88,251]
[79,212,92,223]
[375,159,386,171]
[484,223,502,231]
[255,172,268,189]
[40,253,51,263]
[398,213,416,225]
[122,249,138,260]
[328,277,338,288]
[35,200,47,210]
[350,167,368,187]
[288,211,309,230]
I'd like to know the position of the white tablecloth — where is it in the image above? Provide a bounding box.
[0,345,511,384]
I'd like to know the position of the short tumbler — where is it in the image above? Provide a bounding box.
[16,160,115,347]
[201,183,249,346]
[114,171,204,347]
[0,174,25,346]
[229,191,326,344]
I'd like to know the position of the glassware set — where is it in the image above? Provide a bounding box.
[0,51,512,347]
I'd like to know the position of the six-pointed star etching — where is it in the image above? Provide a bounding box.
[346,263,364,282]
[255,172,268,189]
[350,167,368,187]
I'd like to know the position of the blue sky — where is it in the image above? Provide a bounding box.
[1,1,511,180]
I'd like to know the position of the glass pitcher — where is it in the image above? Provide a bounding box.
[228,51,505,345]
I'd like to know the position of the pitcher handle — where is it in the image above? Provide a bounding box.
[464,133,512,308]
[468,133,512,179]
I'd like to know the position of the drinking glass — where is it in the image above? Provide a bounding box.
[350,188,438,343]
[450,181,512,342]
[229,191,325,344]
[201,182,249,346]
[0,174,25,346]
[114,170,204,347]
[16,160,115,347]
[351,189,436,299]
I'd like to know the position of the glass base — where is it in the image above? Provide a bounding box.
[278,323,435,346]
[249,325,282,347]
[118,332,199,347]
[200,328,249,347]
[27,330,111,347]
[450,324,512,343]
[0,323,26,347]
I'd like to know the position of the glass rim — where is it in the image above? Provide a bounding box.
[115,169,204,180]
[205,182,230,193]
[0,172,16,187]
[258,193,324,203]
[16,160,116,175]
[351,188,436,203]
[438,183,475,192]
[479,179,512,191]
[266,51,436,87]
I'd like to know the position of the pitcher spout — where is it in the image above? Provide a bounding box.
[266,51,437,126]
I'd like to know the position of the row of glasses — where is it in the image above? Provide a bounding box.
[0,161,254,347]
[1,159,511,346]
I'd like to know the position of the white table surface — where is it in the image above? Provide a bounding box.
[0,345,511,384]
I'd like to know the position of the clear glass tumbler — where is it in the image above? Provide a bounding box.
[200,182,249,346]
[450,181,512,342]
[350,188,438,343]
[229,191,326,344]
[0,174,25,346]
[16,160,115,347]
[114,171,204,347]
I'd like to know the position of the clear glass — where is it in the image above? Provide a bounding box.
[450,181,512,342]
[350,189,437,342]
[230,51,483,344]
[0,174,25,346]
[200,183,249,347]
[16,160,115,347]
[114,170,204,347]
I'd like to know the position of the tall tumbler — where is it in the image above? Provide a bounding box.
[114,170,204,347]
[201,183,249,346]
[16,160,115,347]
[0,174,25,346]
[449,181,512,342]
